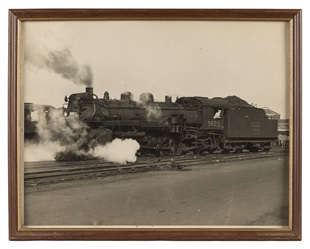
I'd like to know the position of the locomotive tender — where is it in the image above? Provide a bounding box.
[63,87,278,156]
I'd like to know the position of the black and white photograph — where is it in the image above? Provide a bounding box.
[21,18,291,228]
[5,7,303,242]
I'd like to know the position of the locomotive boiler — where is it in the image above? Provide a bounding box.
[62,87,278,156]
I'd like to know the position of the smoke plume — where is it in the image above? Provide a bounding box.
[27,48,93,86]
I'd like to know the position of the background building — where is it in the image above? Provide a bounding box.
[263,107,289,148]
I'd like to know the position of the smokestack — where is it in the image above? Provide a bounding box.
[86,87,93,95]
[30,48,94,87]
[85,87,94,100]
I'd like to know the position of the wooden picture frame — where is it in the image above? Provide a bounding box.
[8,9,302,240]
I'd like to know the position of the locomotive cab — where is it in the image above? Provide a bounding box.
[201,106,225,130]
[175,96,231,130]
[198,98,231,131]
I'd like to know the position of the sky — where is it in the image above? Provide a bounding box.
[22,20,290,118]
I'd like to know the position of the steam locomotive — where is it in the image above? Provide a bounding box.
[62,87,278,156]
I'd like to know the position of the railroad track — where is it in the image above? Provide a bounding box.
[24,149,288,187]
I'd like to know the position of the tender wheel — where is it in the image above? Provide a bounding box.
[248,144,259,152]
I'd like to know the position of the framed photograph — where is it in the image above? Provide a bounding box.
[8,9,301,240]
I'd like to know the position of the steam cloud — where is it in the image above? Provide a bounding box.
[24,109,140,164]
[139,93,163,121]
[93,139,140,165]
[24,142,65,162]
[145,105,162,120]
[27,48,93,86]
[24,109,89,161]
